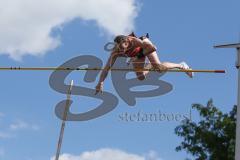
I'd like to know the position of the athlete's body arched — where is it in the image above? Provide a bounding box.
[95,33,193,94]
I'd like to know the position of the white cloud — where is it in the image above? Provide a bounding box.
[51,148,162,160]
[144,151,162,160]
[0,0,139,60]
[9,120,40,131]
[0,132,11,139]
[10,120,28,130]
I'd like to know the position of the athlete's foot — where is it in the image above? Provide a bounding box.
[180,62,194,78]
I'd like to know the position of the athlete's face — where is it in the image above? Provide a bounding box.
[121,40,130,49]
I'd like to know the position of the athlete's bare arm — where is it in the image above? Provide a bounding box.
[95,52,119,94]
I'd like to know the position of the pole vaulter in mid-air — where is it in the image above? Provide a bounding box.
[95,32,195,94]
[0,32,225,94]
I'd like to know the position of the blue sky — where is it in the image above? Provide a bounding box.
[0,0,240,160]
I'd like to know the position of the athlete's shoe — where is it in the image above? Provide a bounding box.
[180,62,194,78]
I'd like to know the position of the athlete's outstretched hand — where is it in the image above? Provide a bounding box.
[95,82,103,94]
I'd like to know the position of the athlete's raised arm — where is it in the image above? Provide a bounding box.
[95,52,119,94]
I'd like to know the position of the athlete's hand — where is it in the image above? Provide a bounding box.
[95,83,103,94]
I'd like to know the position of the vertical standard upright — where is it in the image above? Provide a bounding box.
[214,43,240,160]
[55,80,74,160]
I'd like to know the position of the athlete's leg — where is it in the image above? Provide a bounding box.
[141,38,193,77]
[132,57,146,80]
[142,38,183,69]
[161,62,183,69]
[146,51,193,77]
[146,51,168,74]
[147,51,183,69]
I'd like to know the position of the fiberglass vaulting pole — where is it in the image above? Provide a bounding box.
[214,43,240,160]
[55,80,74,160]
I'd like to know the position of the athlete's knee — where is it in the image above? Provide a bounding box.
[136,74,146,80]
[153,64,168,73]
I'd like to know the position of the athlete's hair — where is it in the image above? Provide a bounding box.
[114,35,128,44]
